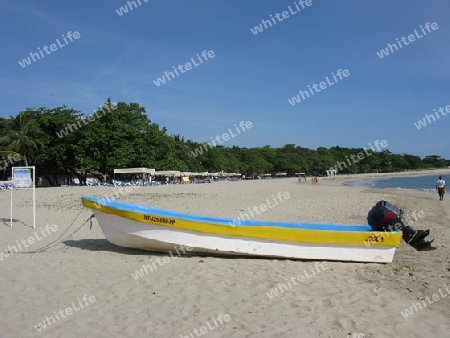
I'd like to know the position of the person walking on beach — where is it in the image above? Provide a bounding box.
[436,176,446,201]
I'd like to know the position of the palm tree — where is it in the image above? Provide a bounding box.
[0,113,41,166]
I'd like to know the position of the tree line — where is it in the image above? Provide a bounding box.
[0,100,448,184]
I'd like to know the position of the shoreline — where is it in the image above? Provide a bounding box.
[332,168,450,182]
[326,168,450,193]
[1,176,449,337]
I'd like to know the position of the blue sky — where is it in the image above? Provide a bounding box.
[1,0,449,158]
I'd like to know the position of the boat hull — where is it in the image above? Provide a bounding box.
[89,206,401,263]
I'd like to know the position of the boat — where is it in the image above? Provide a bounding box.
[81,196,403,263]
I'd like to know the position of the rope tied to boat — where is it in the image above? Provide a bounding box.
[89,214,95,230]
[12,211,95,254]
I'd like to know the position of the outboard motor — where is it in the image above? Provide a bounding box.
[367,200,434,251]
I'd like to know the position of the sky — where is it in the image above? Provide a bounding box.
[1,0,449,158]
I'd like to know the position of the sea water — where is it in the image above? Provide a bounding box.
[347,174,444,191]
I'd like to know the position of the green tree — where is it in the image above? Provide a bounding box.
[1,101,448,182]
[423,155,446,168]
[0,112,42,166]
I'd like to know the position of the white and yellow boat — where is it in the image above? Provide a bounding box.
[81,196,403,263]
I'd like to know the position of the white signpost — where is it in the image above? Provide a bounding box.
[10,166,36,229]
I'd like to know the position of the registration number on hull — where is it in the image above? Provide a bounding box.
[143,215,176,225]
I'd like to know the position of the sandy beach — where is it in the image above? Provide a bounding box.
[1,171,449,338]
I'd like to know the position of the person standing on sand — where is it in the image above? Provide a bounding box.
[436,176,446,201]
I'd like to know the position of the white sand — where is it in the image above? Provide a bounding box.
[1,171,449,338]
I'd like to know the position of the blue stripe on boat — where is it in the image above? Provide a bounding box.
[83,196,380,232]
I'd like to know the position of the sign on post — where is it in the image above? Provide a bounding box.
[10,166,36,229]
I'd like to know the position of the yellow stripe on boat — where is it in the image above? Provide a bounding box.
[82,199,402,247]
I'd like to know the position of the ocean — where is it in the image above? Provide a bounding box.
[347,174,445,192]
